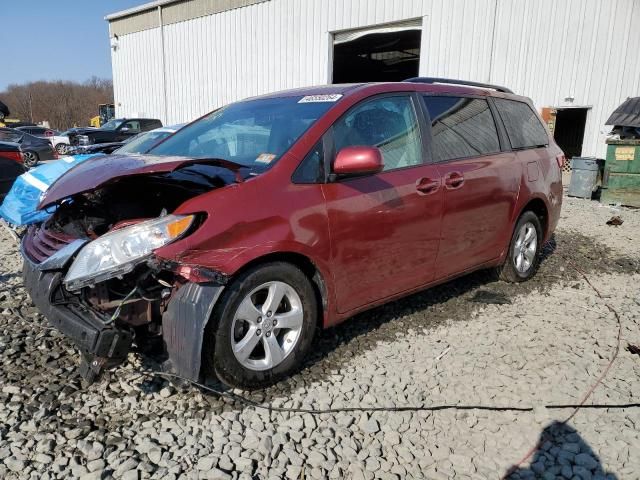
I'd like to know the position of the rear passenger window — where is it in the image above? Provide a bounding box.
[333,96,423,171]
[494,98,548,149]
[422,96,500,162]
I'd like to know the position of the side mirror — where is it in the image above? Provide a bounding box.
[333,146,384,176]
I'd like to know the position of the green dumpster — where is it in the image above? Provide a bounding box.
[601,139,640,207]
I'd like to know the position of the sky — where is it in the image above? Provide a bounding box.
[0,1,149,91]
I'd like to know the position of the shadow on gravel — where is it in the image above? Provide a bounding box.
[505,421,618,480]
[257,231,639,399]
[0,272,19,283]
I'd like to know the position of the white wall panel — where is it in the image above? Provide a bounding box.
[110,0,640,157]
[111,27,165,120]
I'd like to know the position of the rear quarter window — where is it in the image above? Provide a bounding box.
[494,98,549,149]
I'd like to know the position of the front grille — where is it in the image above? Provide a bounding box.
[23,224,77,264]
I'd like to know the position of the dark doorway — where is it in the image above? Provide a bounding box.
[553,108,588,159]
[332,22,422,84]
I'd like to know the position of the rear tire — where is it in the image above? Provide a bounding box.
[203,262,317,389]
[23,151,38,168]
[496,211,543,283]
[55,143,69,155]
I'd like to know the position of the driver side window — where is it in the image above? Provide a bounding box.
[332,96,423,171]
[122,120,141,133]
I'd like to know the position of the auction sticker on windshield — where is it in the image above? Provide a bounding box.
[256,153,277,164]
[298,94,343,103]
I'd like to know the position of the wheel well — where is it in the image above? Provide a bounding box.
[231,252,327,328]
[521,198,548,236]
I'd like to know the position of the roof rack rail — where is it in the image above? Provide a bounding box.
[404,77,513,94]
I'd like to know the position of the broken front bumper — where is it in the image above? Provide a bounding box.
[22,258,134,380]
[21,238,225,383]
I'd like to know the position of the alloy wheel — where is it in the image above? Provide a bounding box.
[231,281,304,371]
[513,221,537,273]
[23,151,37,168]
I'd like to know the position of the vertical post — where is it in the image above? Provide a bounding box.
[158,5,169,124]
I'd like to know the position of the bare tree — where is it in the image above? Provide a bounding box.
[0,78,114,129]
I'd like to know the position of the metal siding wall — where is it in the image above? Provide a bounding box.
[158,0,429,124]
[112,28,165,120]
[110,0,640,156]
[419,0,640,158]
[487,0,640,158]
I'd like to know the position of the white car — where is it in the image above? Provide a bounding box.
[15,126,70,155]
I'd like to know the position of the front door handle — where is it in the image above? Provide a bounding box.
[416,177,440,195]
[444,171,464,189]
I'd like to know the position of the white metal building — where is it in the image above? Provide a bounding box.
[107,0,640,158]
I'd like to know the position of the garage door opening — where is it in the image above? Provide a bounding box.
[332,20,422,84]
[553,108,589,160]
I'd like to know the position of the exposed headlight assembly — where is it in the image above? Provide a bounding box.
[64,214,194,291]
[77,135,90,145]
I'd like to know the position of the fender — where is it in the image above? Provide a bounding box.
[162,281,225,381]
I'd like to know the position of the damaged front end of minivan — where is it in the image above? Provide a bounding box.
[21,155,244,383]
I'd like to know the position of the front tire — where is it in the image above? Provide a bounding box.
[496,211,543,283]
[204,262,318,389]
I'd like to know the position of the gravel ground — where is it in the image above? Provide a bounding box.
[0,194,639,480]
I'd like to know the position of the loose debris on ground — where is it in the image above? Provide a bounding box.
[0,195,639,479]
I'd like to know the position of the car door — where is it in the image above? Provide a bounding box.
[0,157,25,199]
[321,94,443,313]
[421,95,520,279]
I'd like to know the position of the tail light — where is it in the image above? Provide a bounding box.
[556,154,566,168]
[51,146,59,159]
[0,151,24,163]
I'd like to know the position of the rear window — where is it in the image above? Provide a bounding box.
[0,131,22,143]
[494,98,548,149]
[422,96,501,162]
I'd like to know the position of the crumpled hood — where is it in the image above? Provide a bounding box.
[39,154,243,209]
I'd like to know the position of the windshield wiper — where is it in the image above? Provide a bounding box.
[186,157,248,183]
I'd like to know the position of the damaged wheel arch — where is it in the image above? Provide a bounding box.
[161,281,226,381]
[164,251,329,383]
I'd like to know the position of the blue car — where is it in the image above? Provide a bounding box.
[0,124,184,226]
[0,154,97,225]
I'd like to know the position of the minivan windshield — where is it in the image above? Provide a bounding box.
[149,96,336,168]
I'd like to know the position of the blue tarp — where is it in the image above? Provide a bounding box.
[0,154,97,226]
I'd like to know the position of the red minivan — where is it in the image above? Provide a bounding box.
[21,79,563,388]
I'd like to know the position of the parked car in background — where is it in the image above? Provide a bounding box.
[20,79,563,389]
[0,100,9,122]
[71,140,126,155]
[71,124,185,156]
[0,124,185,226]
[15,126,70,155]
[66,118,163,146]
[0,128,57,167]
[0,142,25,200]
